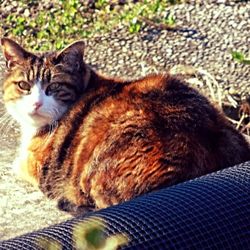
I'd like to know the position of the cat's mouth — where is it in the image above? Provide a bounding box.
[29,110,42,116]
[28,110,52,125]
[27,111,52,128]
[28,108,51,118]
[28,110,46,118]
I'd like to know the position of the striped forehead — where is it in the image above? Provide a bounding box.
[26,56,51,85]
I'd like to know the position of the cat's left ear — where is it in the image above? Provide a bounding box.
[56,40,85,71]
[0,38,34,68]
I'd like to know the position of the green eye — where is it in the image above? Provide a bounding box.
[17,81,31,91]
[47,83,60,92]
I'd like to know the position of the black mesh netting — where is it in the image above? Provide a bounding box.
[1,161,249,250]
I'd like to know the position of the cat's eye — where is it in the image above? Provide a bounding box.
[17,81,31,92]
[47,83,60,93]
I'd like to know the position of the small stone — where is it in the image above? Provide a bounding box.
[23,9,30,17]
[228,87,237,95]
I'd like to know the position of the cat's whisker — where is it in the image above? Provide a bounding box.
[4,119,15,135]
[49,122,54,136]
[1,120,12,136]
[0,117,8,129]
[40,120,58,148]
[48,124,52,136]
[53,120,58,131]
[42,135,50,147]
[52,107,61,118]
[0,113,10,123]
[0,118,9,133]
[0,113,13,135]
[43,123,54,144]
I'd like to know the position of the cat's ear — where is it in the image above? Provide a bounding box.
[0,38,34,68]
[55,40,85,70]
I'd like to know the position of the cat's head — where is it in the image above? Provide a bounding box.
[1,38,90,130]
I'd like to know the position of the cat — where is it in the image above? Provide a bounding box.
[1,37,250,216]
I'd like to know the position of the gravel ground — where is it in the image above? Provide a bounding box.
[0,0,250,241]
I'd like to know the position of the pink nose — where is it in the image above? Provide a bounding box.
[33,101,43,111]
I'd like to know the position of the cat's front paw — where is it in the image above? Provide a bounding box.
[57,198,94,217]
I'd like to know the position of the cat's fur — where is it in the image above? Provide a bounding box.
[1,38,250,215]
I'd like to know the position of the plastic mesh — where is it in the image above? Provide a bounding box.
[0,161,249,250]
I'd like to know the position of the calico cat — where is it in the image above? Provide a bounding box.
[1,38,250,216]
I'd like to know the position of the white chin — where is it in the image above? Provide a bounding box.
[27,114,53,128]
[13,113,52,130]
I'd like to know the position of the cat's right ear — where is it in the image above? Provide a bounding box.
[0,38,34,68]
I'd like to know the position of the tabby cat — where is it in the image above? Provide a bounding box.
[1,38,250,216]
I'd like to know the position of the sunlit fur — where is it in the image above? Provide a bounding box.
[6,82,66,128]
[1,38,250,216]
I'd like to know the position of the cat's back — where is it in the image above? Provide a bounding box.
[85,73,215,129]
[82,73,200,111]
[67,73,237,140]
[75,72,250,167]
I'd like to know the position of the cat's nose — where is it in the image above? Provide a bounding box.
[33,101,43,111]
